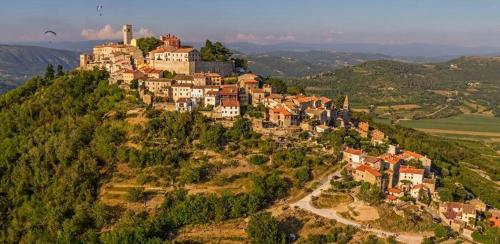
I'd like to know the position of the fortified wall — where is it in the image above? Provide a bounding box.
[148,60,234,76]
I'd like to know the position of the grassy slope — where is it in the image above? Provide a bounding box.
[398,115,500,133]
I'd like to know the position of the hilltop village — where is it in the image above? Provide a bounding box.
[78,24,499,243]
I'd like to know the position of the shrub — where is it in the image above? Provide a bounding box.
[249,154,269,165]
[124,188,145,202]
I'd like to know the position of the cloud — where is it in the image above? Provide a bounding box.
[264,34,296,42]
[229,33,296,43]
[325,30,344,43]
[81,25,155,40]
[235,33,258,42]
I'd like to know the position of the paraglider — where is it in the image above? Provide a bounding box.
[43,30,57,43]
[44,30,57,36]
[97,4,103,16]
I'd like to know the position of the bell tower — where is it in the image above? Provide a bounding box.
[123,24,132,45]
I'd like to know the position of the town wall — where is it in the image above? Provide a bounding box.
[148,60,194,74]
[194,61,234,76]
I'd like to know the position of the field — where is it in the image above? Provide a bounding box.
[396,115,500,141]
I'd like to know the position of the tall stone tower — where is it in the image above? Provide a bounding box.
[123,24,133,45]
[343,95,350,111]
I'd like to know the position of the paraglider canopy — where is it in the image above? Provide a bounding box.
[44,30,57,36]
[97,4,103,16]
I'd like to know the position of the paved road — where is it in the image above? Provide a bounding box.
[290,169,425,244]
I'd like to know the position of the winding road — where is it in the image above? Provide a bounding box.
[290,168,425,244]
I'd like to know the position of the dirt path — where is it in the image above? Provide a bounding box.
[290,167,426,244]
[424,104,449,118]
[415,128,500,137]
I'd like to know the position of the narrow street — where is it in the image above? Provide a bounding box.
[290,168,426,244]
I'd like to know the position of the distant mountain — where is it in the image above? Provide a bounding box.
[225,42,500,60]
[0,45,79,93]
[242,50,396,77]
[3,40,117,52]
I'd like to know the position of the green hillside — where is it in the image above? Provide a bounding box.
[291,57,500,119]
[245,50,395,77]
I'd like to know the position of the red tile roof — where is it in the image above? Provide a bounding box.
[271,106,292,116]
[379,154,403,165]
[345,147,364,156]
[388,188,402,194]
[221,99,240,107]
[402,150,425,159]
[399,166,424,175]
[356,164,382,177]
[387,195,398,201]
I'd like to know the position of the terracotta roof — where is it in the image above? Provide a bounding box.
[295,96,316,104]
[320,96,332,103]
[193,73,207,79]
[206,73,221,77]
[387,195,398,201]
[251,88,265,93]
[271,106,292,116]
[220,86,239,96]
[243,79,258,84]
[379,154,403,165]
[344,147,364,156]
[174,74,194,81]
[177,97,190,103]
[463,204,476,215]
[356,164,382,177]
[399,166,424,175]
[402,150,425,160]
[141,67,163,74]
[444,209,458,220]
[149,46,178,54]
[221,99,240,107]
[172,47,195,53]
[363,156,381,165]
[412,184,424,190]
[388,188,402,194]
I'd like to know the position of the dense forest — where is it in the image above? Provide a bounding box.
[0,69,290,242]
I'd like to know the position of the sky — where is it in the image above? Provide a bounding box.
[1,0,500,47]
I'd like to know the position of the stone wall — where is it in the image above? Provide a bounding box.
[195,61,235,76]
[148,60,234,76]
[148,60,194,74]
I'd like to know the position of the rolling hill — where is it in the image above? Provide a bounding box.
[0,45,79,93]
[242,50,395,77]
[291,56,500,119]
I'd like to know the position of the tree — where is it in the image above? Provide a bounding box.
[246,212,284,244]
[249,154,269,165]
[262,77,287,94]
[45,64,55,80]
[129,80,139,90]
[357,182,383,204]
[233,58,248,69]
[136,37,162,55]
[200,40,232,62]
[163,70,176,79]
[56,65,64,77]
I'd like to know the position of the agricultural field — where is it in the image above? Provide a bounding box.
[397,114,500,141]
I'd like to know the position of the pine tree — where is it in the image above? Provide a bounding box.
[45,64,55,80]
[56,65,64,77]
